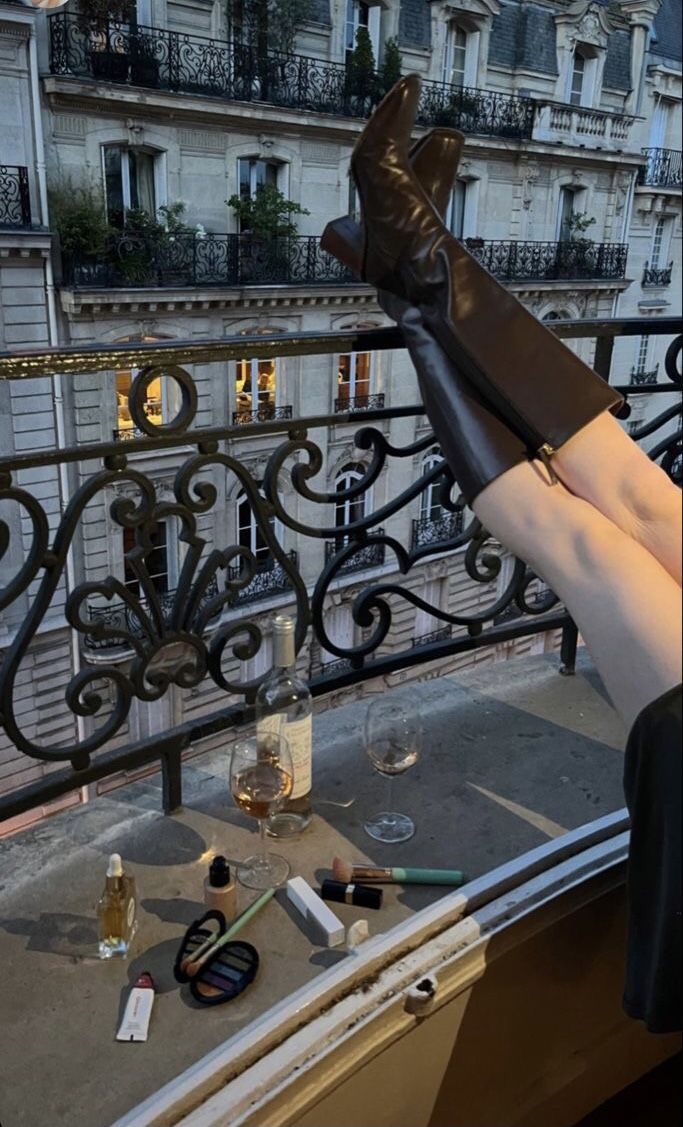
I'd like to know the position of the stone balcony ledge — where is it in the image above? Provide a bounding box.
[0,650,627,1127]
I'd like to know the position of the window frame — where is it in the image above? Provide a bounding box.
[336,350,372,407]
[419,447,445,524]
[334,462,368,545]
[102,144,165,227]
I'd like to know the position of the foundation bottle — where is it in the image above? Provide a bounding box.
[204,855,237,920]
[97,853,137,959]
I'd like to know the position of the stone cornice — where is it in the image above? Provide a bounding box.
[58,283,378,318]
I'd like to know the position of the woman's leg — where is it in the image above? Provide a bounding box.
[552,412,682,586]
[474,460,683,731]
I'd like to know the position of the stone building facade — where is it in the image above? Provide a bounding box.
[0,0,680,816]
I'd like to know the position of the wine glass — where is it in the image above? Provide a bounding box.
[363,696,422,843]
[230,732,293,889]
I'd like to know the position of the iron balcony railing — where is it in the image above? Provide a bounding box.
[0,165,31,229]
[638,148,682,189]
[412,510,464,549]
[411,626,452,647]
[0,318,680,823]
[62,232,355,289]
[232,404,293,426]
[48,13,535,139]
[464,239,628,282]
[630,364,660,387]
[642,261,673,288]
[324,532,386,575]
[334,393,385,413]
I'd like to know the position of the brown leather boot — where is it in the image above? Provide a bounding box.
[322,76,623,470]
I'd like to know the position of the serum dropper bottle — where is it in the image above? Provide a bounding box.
[97,853,137,959]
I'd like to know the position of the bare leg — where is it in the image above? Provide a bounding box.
[474,461,683,731]
[552,412,682,586]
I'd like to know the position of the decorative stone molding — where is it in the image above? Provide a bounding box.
[555,1,616,48]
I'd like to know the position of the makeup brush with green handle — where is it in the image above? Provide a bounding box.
[333,857,466,886]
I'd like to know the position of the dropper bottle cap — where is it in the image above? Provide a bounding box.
[208,855,231,888]
[107,853,124,878]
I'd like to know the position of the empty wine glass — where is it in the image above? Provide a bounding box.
[363,696,422,843]
[230,732,293,889]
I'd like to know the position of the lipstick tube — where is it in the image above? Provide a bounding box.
[320,880,383,910]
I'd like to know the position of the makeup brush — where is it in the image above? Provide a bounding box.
[182,887,275,977]
[332,857,466,887]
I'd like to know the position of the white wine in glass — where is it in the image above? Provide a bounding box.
[364,696,422,843]
[230,732,293,889]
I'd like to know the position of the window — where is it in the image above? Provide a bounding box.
[335,463,367,545]
[236,492,272,564]
[123,521,168,598]
[235,357,277,418]
[345,0,380,62]
[237,158,279,228]
[348,177,360,223]
[634,335,650,374]
[448,181,467,238]
[419,447,445,523]
[113,336,171,438]
[103,146,157,228]
[443,23,468,87]
[569,51,585,106]
[337,351,371,408]
[558,187,576,242]
[651,218,666,268]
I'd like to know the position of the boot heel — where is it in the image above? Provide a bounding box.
[321,216,364,277]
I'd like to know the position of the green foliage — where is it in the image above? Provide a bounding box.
[48,177,112,260]
[77,0,135,23]
[267,0,312,54]
[116,202,194,282]
[346,25,378,100]
[379,37,402,95]
[227,183,310,239]
[565,211,597,242]
[227,0,311,54]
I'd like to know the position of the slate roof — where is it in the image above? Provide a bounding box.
[308,0,331,25]
[651,0,682,64]
[398,0,431,49]
[488,3,558,75]
[603,29,631,90]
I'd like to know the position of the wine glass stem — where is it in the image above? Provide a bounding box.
[386,773,394,815]
[258,817,267,865]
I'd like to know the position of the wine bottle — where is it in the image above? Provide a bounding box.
[255,614,313,835]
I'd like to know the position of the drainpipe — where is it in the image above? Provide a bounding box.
[28,21,90,792]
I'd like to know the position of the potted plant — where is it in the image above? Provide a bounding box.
[78,0,135,83]
[345,26,379,112]
[559,212,597,278]
[48,177,113,285]
[227,183,309,283]
[378,37,402,97]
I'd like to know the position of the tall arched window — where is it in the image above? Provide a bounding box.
[569,50,586,106]
[236,491,272,563]
[443,23,468,87]
[114,334,175,439]
[419,446,445,523]
[334,462,367,545]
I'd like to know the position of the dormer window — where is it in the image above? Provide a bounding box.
[569,50,585,106]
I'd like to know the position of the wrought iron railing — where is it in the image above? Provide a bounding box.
[630,365,659,387]
[324,533,386,575]
[0,165,31,229]
[232,404,293,426]
[334,394,385,413]
[226,551,298,605]
[62,232,355,289]
[638,148,682,188]
[412,510,464,549]
[464,239,628,282]
[47,13,534,139]
[642,261,673,288]
[85,576,220,652]
[0,318,680,822]
[412,626,452,647]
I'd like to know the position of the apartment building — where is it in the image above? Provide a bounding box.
[0,0,680,809]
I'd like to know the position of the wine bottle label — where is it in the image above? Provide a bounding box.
[258,714,312,799]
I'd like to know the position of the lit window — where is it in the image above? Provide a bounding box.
[337,351,371,407]
[444,24,468,87]
[569,52,585,106]
[115,369,164,438]
[104,146,157,228]
[235,357,277,419]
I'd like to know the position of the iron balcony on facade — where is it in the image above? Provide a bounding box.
[464,238,628,282]
[85,576,220,652]
[226,551,298,605]
[0,166,31,229]
[232,404,293,426]
[638,148,683,189]
[412,510,464,549]
[325,533,386,575]
[411,626,453,648]
[48,14,534,140]
[630,364,659,387]
[642,261,673,288]
[62,232,354,289]
[334,394,385,414]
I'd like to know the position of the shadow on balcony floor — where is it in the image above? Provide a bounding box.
[573,1052,682,1126]
[0,650,631,1127]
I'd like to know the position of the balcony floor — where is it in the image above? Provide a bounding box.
[0,650,630,1127]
